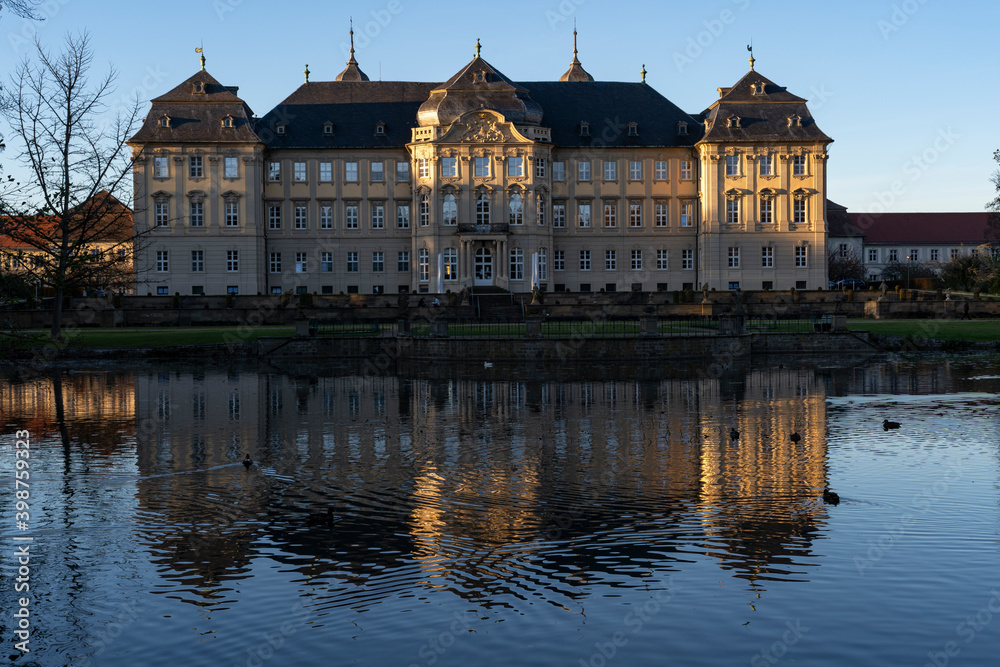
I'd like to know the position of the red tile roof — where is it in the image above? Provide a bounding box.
[848,212,993,244]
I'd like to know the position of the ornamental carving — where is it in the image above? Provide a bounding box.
[461,113,506,143]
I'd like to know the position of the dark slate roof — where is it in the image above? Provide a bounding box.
[258,79,702,150]
[700,70,831,144]
[258,82,437,150]
[418,56,543,127]
[826,200,863,237]
[129,69,260,144]
[848,212,994,244]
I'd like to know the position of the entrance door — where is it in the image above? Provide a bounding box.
[474,247,493,287]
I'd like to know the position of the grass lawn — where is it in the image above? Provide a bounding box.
[2,326,295,349]
[848,319,1000,342]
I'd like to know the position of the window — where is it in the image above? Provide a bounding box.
[294,204,308,229]
[682,249,693,270]
[225,200,239,226]
[605,250,617,271]
[538,248,548,280]
[726,198,739,224]
[442,194,457,226]
[510,248,524,281]
[793,199,807,224]
[839,243,849,258]
[419,158,430,179]
[631,249,643,271]
[552,161,565,181]
[396,161,410,182]
[418,249,429,282]
[655,202,668,227]
[443,248,457,280]
[579,250,591,271]
[554,250,565,272]
[535,158,547,178]
[421,194,431,226]
[226,250,239,272]
[629,202,642,228]
[795,246,807,268]
[628,123,639,137]
[509,193,523,225]
[346,251,359,272]
[320,204,333,230]
[396,203,410,229]
[507,157,524,178]
[268,204,282,230]
[319,162,332,182]
[153,156,170,178]
[371,203,385,229]
[372,251,385,273]
[759,155,773,176]
[268,161,281,182]
[157,286,169,296]
[345,162,359,182]
[476,193,489,225]
[728,247,740,269]
[441,157,457,178]
[474,157,490,178]
[603,201,617,228]
[654,161,668,180]
[578,160,591,181]
[680,161,693,180]
[371,161,385,182]
[656,249,669,270]
[909,249,919,262]
[189,156,203,178]
[293,162,307,182]
[269,252,281,274]
[868,248,879,263]
[725,155,740,177]
[930,249,939,262]
[154,201,168,227]
[397,251,410,272]
[603,160,617,181]
[155,250,168,272]
[889,249,899,262]
[950,248,960,260]
[321,252,333,273]
[227,285,239,295]
[189,201,203,227]
[191,250,204,272]
[553,203,566,228]
[346,203,359,229]
[760,197,772,224]
[579,122,590,137]
[295,252,307,273]
[578,202,592,228]
[629,161,643,181]
[793,155,807,176]
[761,246,774,268]
[537,195,546,226]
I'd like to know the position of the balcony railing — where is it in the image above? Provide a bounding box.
[457,223,510,235]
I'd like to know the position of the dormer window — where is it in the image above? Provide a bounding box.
[374,122,386,137]
[158,116,171,128]
[579,122,590,137]
[751,82,766,96]
[221,115,234,128]
[323,122,335,136]
[192,81,204,94]
[276,124,286,135]
[627,122,639,137]
[788,115,802,128]
[727,116,741,129]
[677,121,688,136]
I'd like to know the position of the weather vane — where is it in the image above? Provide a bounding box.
[196,44,205,70]
[747,41,755,71]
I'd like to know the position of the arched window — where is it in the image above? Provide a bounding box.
[509,193,523,225]
[476,193,490,225]
[442,194,457,226]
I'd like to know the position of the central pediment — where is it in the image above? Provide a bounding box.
[433,110,537,144]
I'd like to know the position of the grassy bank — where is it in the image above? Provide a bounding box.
[847,319,1000,342]
[2,326,295,349]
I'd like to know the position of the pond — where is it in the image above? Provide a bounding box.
[1,355,999,666]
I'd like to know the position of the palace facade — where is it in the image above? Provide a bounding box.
[129,37,832,296]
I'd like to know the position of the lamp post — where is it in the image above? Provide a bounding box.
[906,254,911,291]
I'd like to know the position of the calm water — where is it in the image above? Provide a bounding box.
[1,356,999,666]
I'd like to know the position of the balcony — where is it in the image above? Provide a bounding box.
[457,223,510,235]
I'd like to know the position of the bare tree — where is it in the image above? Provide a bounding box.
[0,0,41,20]
[0,32,143,340]
[827,248,865,283]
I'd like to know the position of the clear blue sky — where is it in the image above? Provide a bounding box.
[2,0,997,213]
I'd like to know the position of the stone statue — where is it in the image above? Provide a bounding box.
[879,281,888,299]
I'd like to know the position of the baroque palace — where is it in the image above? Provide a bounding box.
[129,35,832,296]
